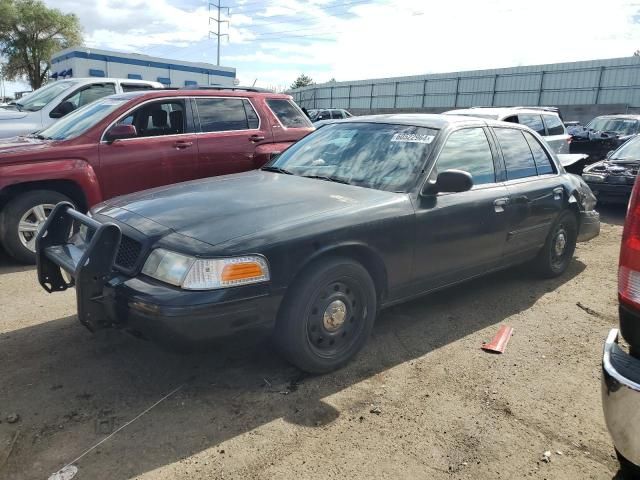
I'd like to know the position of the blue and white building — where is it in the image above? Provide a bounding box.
[50,47,236,87]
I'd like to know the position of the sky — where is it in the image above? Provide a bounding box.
[3,0,640,96]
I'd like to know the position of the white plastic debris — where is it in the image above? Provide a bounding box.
[48,465,78,480]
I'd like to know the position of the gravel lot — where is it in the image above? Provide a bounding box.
[0,205,628,480]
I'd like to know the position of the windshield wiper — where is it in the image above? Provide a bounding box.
[302,174,350,185]
[261,166,293,175]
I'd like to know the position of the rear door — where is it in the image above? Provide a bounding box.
[193,97,272,177]
[98,98,198,198]
[266,98,315,142]
[492,127,564,262]
[413,126,510,291]
[541,114,570,154]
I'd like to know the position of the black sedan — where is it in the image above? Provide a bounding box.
[582,135,640,204]
[36,115,600,373]
[570,114,640,162]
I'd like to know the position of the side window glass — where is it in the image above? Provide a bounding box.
[267,99,312,127]
[542,115,565,136]
[121,84,153,92]
[494,128,538,180]
[196,98,248,132]
[116,100,185,137]
[243,99,259,129]
[436,128,495,186]
[523,131,555,175]
[517,114,545,136]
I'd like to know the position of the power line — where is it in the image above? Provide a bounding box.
[209,1,230,66]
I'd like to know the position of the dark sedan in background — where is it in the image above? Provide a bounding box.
[582,135,640,203]
[570,114,640,161]
[36,115,599,373]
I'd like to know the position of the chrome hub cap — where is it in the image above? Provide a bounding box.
[323,300,347,331]
[554,231,567,257]
[18,204,55,252]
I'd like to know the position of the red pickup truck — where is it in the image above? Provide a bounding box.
[0,88,314,263]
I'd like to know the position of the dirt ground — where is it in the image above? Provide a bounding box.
[0,205,629,480]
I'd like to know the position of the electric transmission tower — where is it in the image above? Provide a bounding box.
[209,1,230,66]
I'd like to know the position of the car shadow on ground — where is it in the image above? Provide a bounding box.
[0,249,33,275]
[0,260,587,479]
[598,203,627,227]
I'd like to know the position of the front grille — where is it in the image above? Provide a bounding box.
[115,235,143,270]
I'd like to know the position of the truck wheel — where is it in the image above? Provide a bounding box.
[0,190,73,264]
[533,210,578,278]
[616,449,640,479]
[274,257,377,373]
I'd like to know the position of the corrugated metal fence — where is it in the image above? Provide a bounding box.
[291,56,640,112]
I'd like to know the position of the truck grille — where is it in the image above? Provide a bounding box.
[114,235,143,271]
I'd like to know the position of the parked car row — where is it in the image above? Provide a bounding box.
[0,87,314,262]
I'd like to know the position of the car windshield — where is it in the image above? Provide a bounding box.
[16,81,77,112]
[586,117,639,135]
[266,122,438,192]
[36,97,128,141]
[611,136,640,162]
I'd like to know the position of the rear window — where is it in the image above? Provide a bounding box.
[196,98,252,132]
[494,128,538,180]
[266,99,311,128]
[542,115,565,136]
[517,114,545,136]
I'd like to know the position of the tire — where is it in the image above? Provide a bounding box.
[616,449,640,479]
[0,190,73,264]
[274,257,377,374]
[533,210,578,278]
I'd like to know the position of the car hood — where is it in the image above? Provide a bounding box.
[97,170,399,247]
[0,109,28,121]
[584,159,640,174]
[0,136,50,155]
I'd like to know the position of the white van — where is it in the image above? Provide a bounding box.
[0,78,163,139]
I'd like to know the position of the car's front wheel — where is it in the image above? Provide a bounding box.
[0,190,74,264]
[274,257,377,373]
[534,210,578,278]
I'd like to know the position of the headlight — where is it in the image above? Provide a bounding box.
[582,173,605,183]
[142,249,269,290]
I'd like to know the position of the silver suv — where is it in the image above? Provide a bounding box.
[444,106,571,154]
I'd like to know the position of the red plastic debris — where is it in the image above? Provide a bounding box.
[481,325,513,354]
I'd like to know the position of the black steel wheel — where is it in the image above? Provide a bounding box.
[534,210,578,278]
[274,257,377,373]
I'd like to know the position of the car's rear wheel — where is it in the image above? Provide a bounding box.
[616,449,640,479]
[533,210,578,278]
[274,257,377,373]
[0,190,73,264]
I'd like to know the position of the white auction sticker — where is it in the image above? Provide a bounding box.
[390,133,435,144]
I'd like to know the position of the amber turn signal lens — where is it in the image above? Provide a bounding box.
[221,262,264,282]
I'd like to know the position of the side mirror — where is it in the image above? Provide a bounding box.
[105,124,137,143]
[606,150,614,159]
[422,169,473,195]
[49,101,76,119]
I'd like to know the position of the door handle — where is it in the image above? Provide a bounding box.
[493,197,510,213]
[174,140,193,149]
[249,134,265,142]
[553,187,563,201]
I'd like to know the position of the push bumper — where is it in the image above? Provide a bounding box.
[36,203,281,344]
[602,329,640,467]
[577,210,600,242]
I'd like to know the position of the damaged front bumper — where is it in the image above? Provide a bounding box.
[36,203,281,345]
[577,210,600,242]
[602,328,640,467]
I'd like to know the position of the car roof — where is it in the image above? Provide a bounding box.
[591,114,640,120]
[444,107,560,119]
[334,113,524,130]
[54,77,163,86]
[108,88,293,102]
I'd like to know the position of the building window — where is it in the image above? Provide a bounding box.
[184,80,198,87]
[157,77,171,85]
[89,69,105,77]
[128,74,142,80]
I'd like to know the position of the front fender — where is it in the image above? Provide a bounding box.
[0,159,103,206]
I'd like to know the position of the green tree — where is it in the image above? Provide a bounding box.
[635,49,640,56]
[290,73,314,90]
[0,0,82,89]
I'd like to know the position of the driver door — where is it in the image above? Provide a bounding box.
[412,127,510,292]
